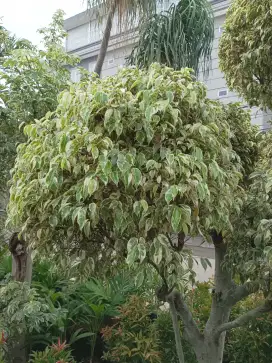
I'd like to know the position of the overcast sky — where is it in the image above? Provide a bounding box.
[1,0,86,45]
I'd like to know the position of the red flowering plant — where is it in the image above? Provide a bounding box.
[29,338,76,363]
[102,295,161,363]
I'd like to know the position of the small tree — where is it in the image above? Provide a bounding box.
[219,0,272,110]
[7,64,272,363]
[128,0,214,76]
[0,10,79,281]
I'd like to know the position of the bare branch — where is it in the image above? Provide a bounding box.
[215,299,272,338]
[169,290,203,348]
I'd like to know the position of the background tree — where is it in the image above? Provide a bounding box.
[0,10,79,282]
[7,63,272,363]
[219,0,272,110]
[128,0,214,76]
[86,0,162,76]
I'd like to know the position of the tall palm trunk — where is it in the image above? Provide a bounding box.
[94,0,117,77]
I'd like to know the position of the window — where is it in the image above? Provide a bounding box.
[218,89,228,98]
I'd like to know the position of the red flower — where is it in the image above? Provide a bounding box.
[51,338,68,352]
[0,331,7,345]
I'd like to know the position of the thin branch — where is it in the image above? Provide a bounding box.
[215,299,272,338]
[169,290,203,348]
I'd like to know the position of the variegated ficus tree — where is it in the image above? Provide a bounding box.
[7,64,272,363]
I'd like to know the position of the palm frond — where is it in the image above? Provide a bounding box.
[127,0,214,76]
[86,0,162,30]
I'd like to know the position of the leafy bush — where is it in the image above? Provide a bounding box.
[30,338,75,363]
[102,295,161,363]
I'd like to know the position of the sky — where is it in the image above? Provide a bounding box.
[1,0,86,45]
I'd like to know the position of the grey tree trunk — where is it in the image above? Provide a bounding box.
[8,232,32,363]
[94,0,117,77]
[195,338,225,363]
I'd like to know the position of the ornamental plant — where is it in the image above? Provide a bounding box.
[219,0,272,109]
[8,64,272,363]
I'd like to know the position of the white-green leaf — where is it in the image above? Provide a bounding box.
[171,206,182,232]
[165,185,178,204]
[131,168,142,186]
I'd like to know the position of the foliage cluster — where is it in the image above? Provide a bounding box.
[128,0,214,75]
[0,10,78,194]
[219,0,272,110]
[7,64,249,286]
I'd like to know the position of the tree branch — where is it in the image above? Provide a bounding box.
[169,290,203,348]
[228,281,260,306]
[215,299,272,338]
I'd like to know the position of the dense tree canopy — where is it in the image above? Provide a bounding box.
[7,63,272,363]
[8,64,245,277]
[128,0,214,75]
[219,0,272,109]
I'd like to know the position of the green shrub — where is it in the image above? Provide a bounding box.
[30,339,75,363]
[102,295,161,363]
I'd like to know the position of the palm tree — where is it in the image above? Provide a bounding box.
[86,0,162,77]
[127,0,214,77]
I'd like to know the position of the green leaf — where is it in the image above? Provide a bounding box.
[77,208,86,231]
[117,154,130,173]
[171,206,182,232]
[140,199,148,212]
[138,242,146,263]
[49,215,58,227]
[87,178,98,196]
[131,168,142,186]
[133,201,141,216]
[89,203,97,221]
[153,238,163,265]
[84,220,91,237]
[165,185,178,204]
[127,237,138,252]
[200,257,208,271]
[95,91,108,103]
[59,134,68,153]
[91,145,99,160]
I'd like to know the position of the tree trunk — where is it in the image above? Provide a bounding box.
[8,232,32,363]
[194,337,225,363]
[94,0,117,77]
[9,232,32,283]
